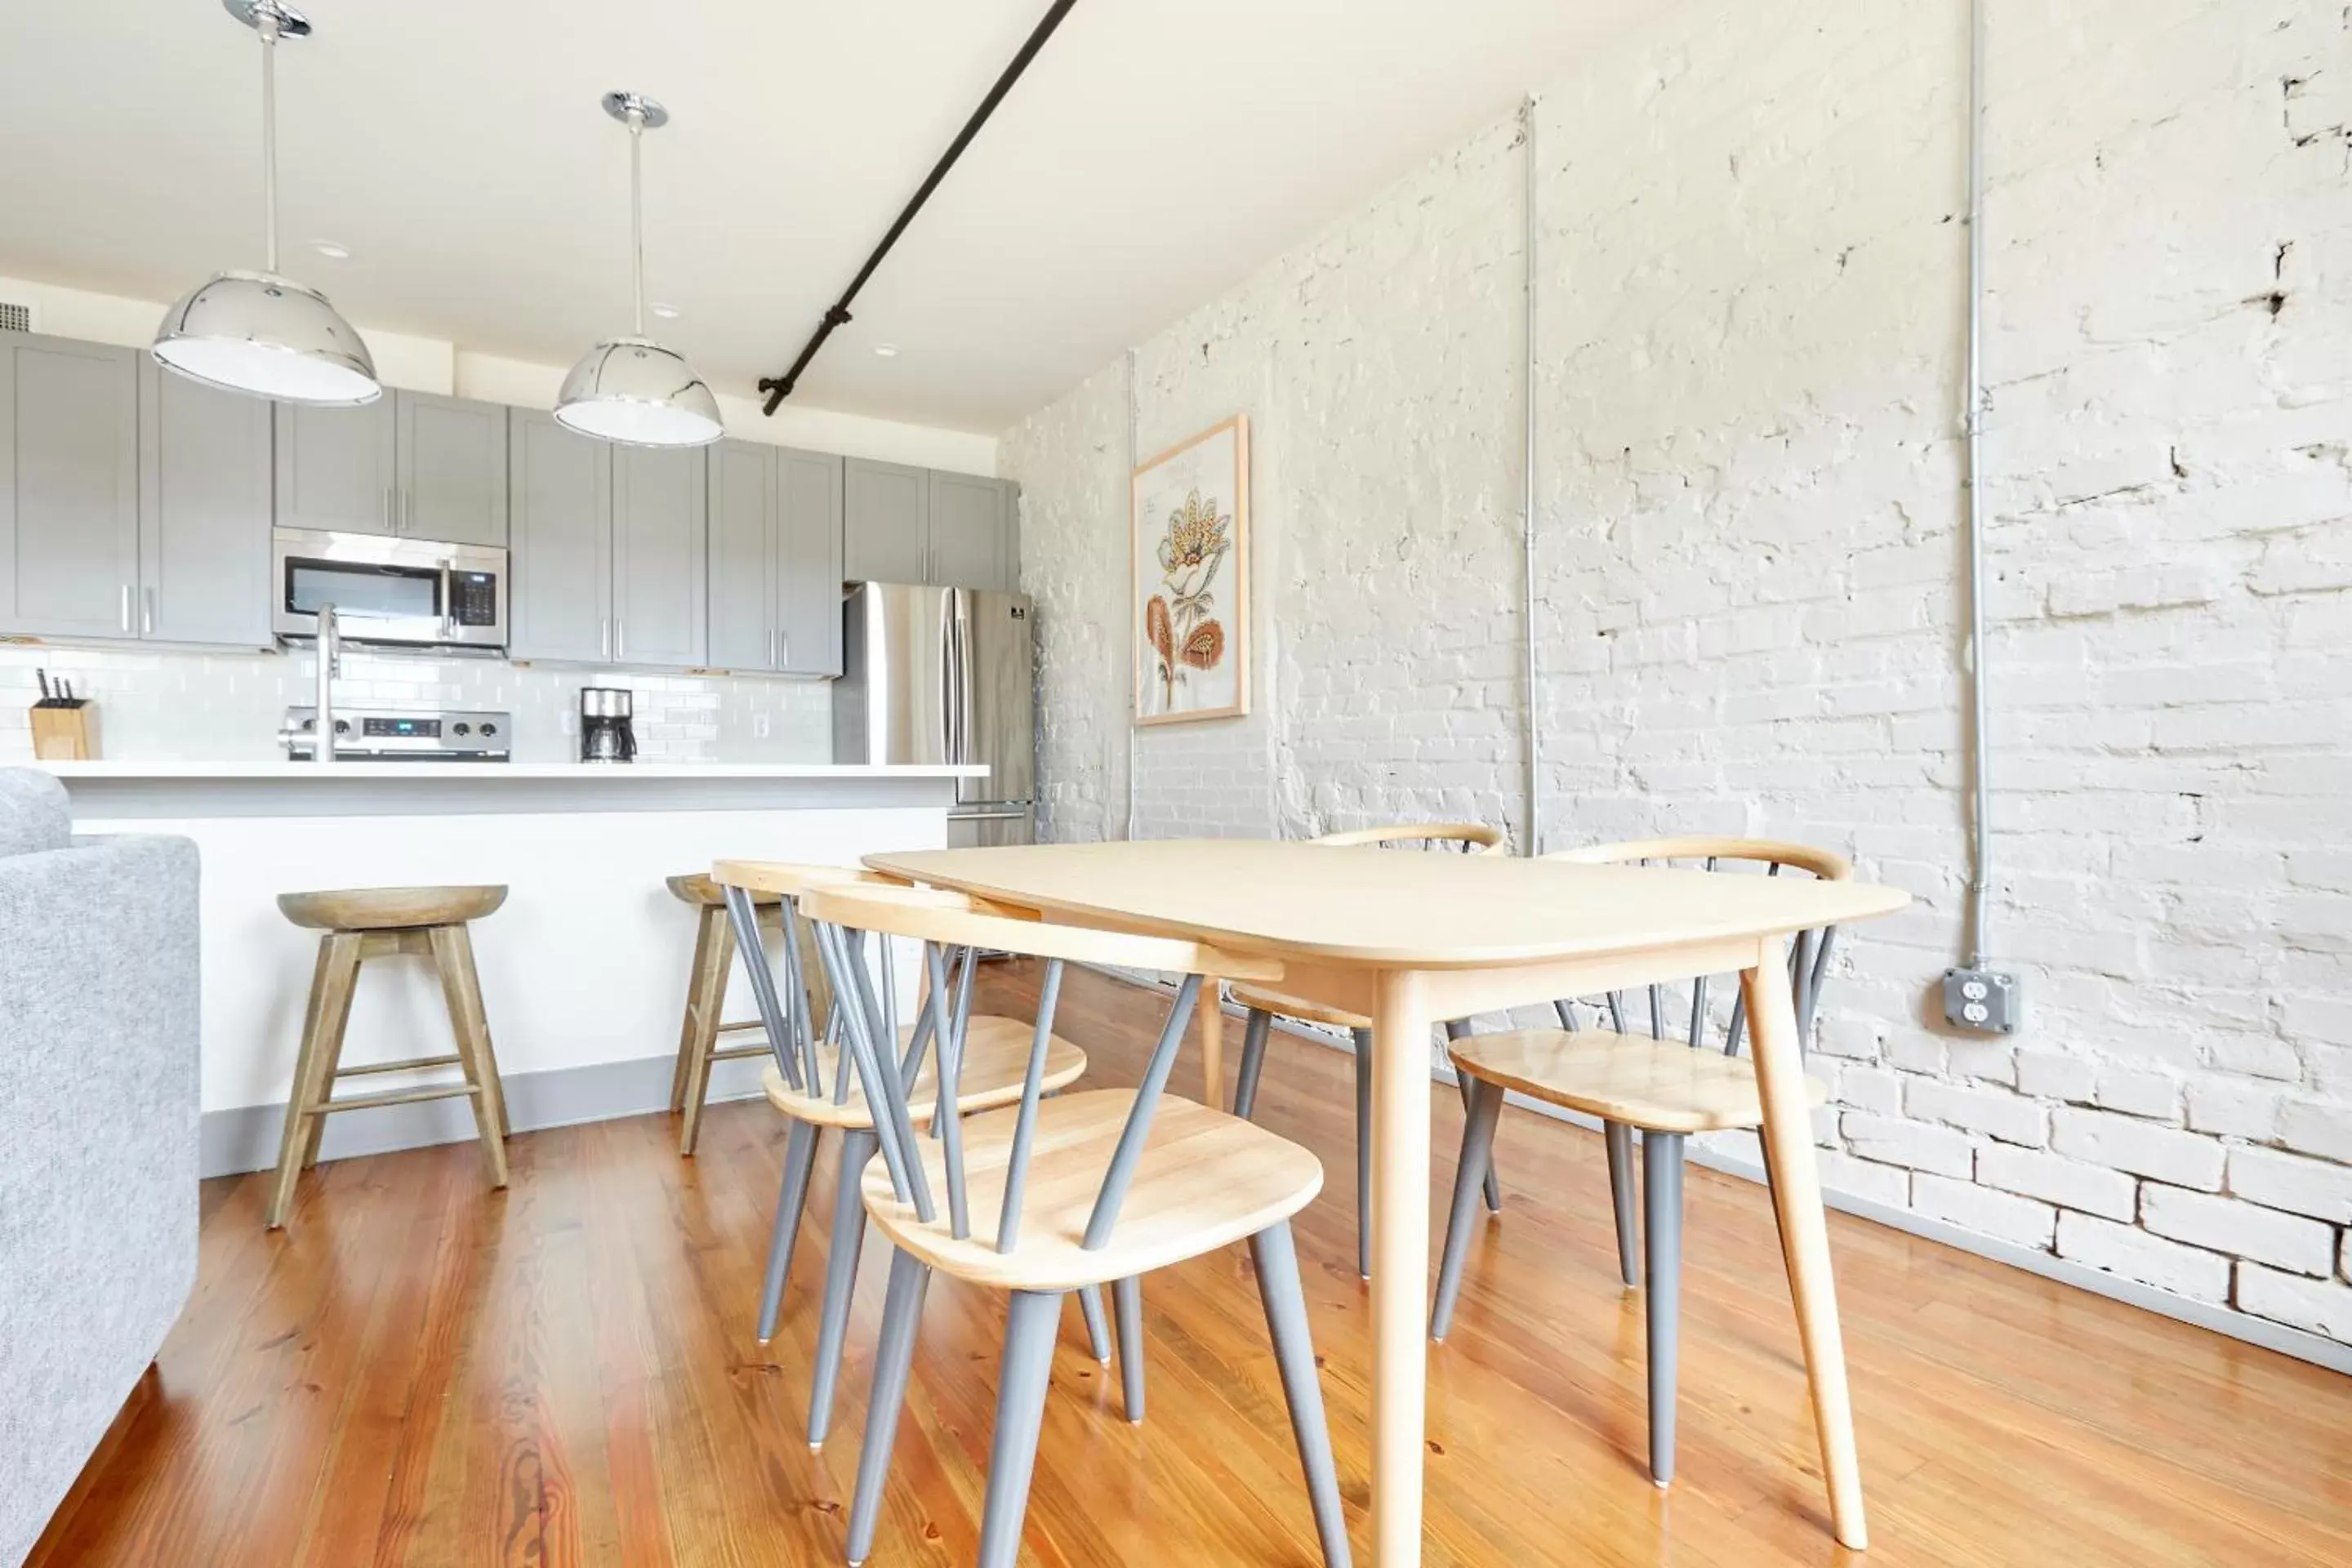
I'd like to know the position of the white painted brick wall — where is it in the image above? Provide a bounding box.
[1000,0,2352,1347]
[2141,1187,2336,1276]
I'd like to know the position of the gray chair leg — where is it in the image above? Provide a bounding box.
[977,1289,1065,1568]
[1430,1075,1503,1342]
[1113,1275,1146,1423]
[1605,1120,1641,1289]
[1351,1027,1373,1280]
[756,1120,823,1343]
[1445,1020,1502,1212]
[845,1246,932,1566]
[808,1128,878,1449]
[1643,1130,1686,1487]
[1076,1282,1113,1364]
[1232,1006,1272,1118]
[1250,1222,1352,1568]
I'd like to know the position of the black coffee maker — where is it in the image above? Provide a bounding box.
[579,687,637,763]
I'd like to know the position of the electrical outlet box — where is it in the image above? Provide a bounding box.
[1943,968,2021,1034]
[752,710,771,739]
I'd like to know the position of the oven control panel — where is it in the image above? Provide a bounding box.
[279,707,512,762]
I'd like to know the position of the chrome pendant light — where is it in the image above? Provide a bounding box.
[152,0,379,406]
[555,93,723,448]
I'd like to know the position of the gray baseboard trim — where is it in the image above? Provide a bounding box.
[201,1052,770,1178]
[1095,965,2352,1378]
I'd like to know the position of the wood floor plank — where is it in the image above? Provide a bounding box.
[24,960,2352,1568]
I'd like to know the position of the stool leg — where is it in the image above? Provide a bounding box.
[301,937,363,1169]
[430,924,509,1190]
[670,906,718,1113]
[678,906,736,1156]
[1644,1130,1686,1486]
[1606,1120,1641,1290]
[268,932,360,1228]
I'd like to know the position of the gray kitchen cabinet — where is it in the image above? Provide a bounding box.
[706,440,775,671]
[843,457,929,583]
[0,333,141,639]
[137,359,273,646]
[507,409,612,663]
[396,391,508,546]
[612,443,708,669]
[777,449,844,675]
[710,440,844,676]
[275,398,397,536]
[928,470,1018,591]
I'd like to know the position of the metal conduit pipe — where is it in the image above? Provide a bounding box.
[1521,94,1542,858]
[1962,0,1993,966]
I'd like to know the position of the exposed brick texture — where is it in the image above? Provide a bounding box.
[1000,0,2352,1345]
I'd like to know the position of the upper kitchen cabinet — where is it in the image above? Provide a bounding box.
[843,457,929,584]
[275,397,396,536]
[507,409,612,663]
[778,449,845,675]
[708,440,843,676]
[137,359,273,646]
[277,390,506,543]
[0,334,141,639]
[612,443,707,669]
[928,470,1018,592]
[843,457,1018,591]
[395,392,508,546]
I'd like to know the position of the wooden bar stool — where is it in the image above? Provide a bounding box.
[666,872,801,1156]
[265,884,511,1229]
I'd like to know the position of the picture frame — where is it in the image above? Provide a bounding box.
[1132,415,1250,726]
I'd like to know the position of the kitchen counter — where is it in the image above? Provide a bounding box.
[45,760,987,818]
[50,759,968,1174]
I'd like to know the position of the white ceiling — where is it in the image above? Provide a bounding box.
[0,1,1649,434]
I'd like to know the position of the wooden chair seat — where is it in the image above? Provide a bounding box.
[861,1088,1325,1293]
[1448,1026,1827,1133]
[1227,981,1368,1031]
[278,884,507,931]
[665,871,779,908]
[759,1016,1088,1130]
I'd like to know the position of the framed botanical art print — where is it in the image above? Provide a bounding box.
[1133,415,1249,725]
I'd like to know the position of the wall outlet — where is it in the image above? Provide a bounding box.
[752,710,771,739]
[1943,968,2021,1034]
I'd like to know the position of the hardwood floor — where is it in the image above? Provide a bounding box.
[29,961,2352,1566]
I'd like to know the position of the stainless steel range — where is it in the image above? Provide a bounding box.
[279,706,512,763]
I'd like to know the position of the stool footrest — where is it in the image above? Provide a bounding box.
[314,1080,482,1115]
[716,1019,767,1034]
[712,1042,772,1062]
[335,1052,466,1079]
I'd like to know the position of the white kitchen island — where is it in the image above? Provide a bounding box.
[45,761,983,1176]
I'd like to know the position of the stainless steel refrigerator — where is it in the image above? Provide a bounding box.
[833,582,1036,847]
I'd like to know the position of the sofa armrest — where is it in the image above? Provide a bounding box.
[0,832,200,1568]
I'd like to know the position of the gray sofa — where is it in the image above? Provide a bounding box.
[0,768,198,1567]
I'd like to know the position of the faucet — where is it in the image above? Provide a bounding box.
[314,601,339,767]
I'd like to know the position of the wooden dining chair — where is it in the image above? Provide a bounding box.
[1429,837,1846,1489]
[1229,820,1507,1276]
[710,860,1116,1452]
[798,881,1352,1568]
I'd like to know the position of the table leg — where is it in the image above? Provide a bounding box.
[1369,969,1432,1566]
[1743,954,1868,1549]
[1198,974,1225,1106]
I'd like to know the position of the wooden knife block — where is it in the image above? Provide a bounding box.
[30,703,96,760]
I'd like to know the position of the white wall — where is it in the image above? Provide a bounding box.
[0,274,998,474]
[1001,0,2352,1349]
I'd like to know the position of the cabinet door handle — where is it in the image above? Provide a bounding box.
[142,586,155,635]
[403,488,414,535]
[120,583,131,633]
[779,630,789,667]
[616,621,625,661]
[600,617,610,660]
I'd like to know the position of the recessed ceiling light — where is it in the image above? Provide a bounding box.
[310,239,351,260]
[649,301,681,319]
[874,343,900,358]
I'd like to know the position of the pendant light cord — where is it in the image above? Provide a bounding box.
[628,108,646,338]
[258,7,280,274]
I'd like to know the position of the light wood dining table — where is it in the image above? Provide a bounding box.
[863,839,1909,1564]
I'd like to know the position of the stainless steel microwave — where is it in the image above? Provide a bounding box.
[270,528,508,652]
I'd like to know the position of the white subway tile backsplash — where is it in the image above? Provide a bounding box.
[0,644,831,764]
